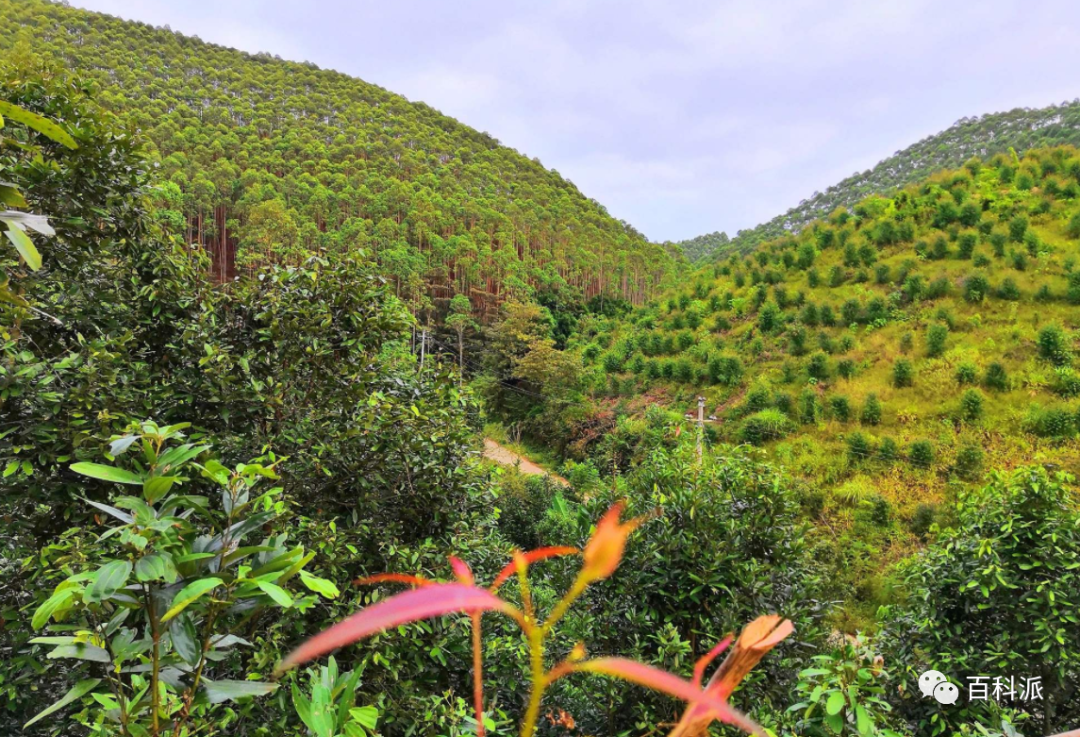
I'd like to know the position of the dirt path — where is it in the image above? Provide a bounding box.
[483,439,569,486]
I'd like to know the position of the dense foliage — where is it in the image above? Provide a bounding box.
[0,0,676,325]
[3,7,1080,737]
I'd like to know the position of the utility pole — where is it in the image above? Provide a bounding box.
[419,327,426,370]
[696,395,705,465]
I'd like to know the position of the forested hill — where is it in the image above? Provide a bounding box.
[0,0,675,320]
[667,229,729,262]
[679,100,1080,261]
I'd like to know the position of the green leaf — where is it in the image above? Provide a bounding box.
[83,498,135,524]
[202,679,277,704]
[350,706,379,730]
[255,580,293,608]
[0,100,78,149]
[161,577,223,622]
[32,588,75,629]
[84,560,132,604]
[48,643,111,663]
[135,553,167,582]
[24,678,101,728]
[70,462,143,485]
[825,690,845,715]
[0,183,27,208]
[855,704,872,735]
[6,227,41,271]
[143,476,178,503]
[109,435,139,456]
[299,571,340,599]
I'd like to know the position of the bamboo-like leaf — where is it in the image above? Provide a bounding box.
[299,570,340,599]
[31,588,75,630]
[255,580,293,607]
[202,679,277,704]
[574,658,762,735]
[161,577,223,622]
[490,546,578,590]
[24,678,100,728]
[70,462,143,485]
[277,583,511,674]
[0,100,78,149]
[5,227,41,271]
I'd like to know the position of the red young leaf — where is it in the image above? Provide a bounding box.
[693,635,733,687]
[490,546,578,590]
[448,556,474,586]
[278,583,510,673]
[354,573,432,587]
[575,658,762,735]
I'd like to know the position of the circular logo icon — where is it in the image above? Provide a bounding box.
[918,670,947,698]
[933,681,959,705]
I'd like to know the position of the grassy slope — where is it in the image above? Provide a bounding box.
[574,147,1080,624]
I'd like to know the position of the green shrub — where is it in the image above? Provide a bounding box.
[1028,405,1075,438]
[908,439,934,468]
[837,358,856,379]
[739,408,793,445]
[954,443,984,481]
[708,354,743,385]
[1037,324,1071,366]
[963,273,990,303]
[926,324,948,357]
[847,431,874,463]
[983,361,1009,390]
[861,394,882,425]
[909,503,935,539]
[877,437,899,463]
[956,362,978,385]
[799,388,820,424]
[997,277,1021,300]
[960,388,984,422]
[808,351,831,380]
[869,495,892,527]
[892,358,914,388]
[829,395,851,422]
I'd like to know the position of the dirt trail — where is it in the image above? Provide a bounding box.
[483,439,569,486]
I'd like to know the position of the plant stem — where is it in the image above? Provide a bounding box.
[470,612,485,737]
[146,585,162,737]
[520,627,547,737]
[541,576,586,635]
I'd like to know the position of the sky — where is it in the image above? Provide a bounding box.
[71,0,1080,242]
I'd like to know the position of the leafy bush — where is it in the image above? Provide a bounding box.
[925,324,948,357]
[959,388,985,422]
[27,422,338,734]
[877,437,899,464]
[954,443,984,481]
[908,440,934,468]
[740,408,794,445]
[963,274,991,303]
[1027,405,1075,438]
[997,277,1021,300]
[892,359,914,388]
[883,467,1080,734]
[846,432,874,464]
[829,395,851,422]
[1037,324,1071,366]
[955,362,978,385]
[708,354,744,386]
[808,352,831,380]
[983,361,1009,391]
[909,503,935,539]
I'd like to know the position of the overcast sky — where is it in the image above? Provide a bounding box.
[72,1,1080,242]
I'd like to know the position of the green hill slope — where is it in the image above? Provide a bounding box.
[679,101,1080,261]
[571,146,1080,615]
[0,0,674,319]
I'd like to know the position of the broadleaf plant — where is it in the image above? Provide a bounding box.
[27,420,338,735]
[277,502,793,737]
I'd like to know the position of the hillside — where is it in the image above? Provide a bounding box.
[0,0,675,320]
[569,145,1080,619]
[678,100,1080,261]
